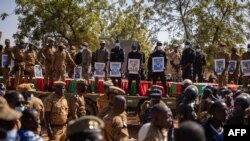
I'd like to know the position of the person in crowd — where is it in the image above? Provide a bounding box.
[103,95,129,141]
[18,109,43,141]
[67,116,104,141]
[193,45,206,82]
[228,47,240,84]
[96,80,114,111]
[138,103,173,141]
[4,91,27,112]
[176,79,193,109]
[181,40,195,80]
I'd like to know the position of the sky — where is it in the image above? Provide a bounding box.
[0,0,168,46]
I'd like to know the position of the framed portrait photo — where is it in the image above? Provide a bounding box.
[241,60,250,76]
[1,54,8,68]
[34,65,43,78]
[152,57,164,72]
[228,60,237,74]
[214,59,225,75]
[74,66,82,80]
[128,59,140,74]
[110,62,121,77]
[94,62,105,77]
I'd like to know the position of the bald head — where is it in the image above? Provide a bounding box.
[113,95,126,114]
[175,121,205,141]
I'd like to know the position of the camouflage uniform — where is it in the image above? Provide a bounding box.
[169,49,182,82]
[228,49,240,84]
[103,111,129,141]
[67,46,77,78]
[80,43,92,80]
[69,93,86,120]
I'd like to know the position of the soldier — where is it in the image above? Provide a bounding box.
[2,39,12,86]
[24,43,42,83]
[67,45,77,78]
[67,116,104,141]
[52,42,76,81]
[198,88,214,123]
[169,44,182,82]
[69,79,87,120]
[11,40,26,87]
[98,86,126,118]
[41,38,56,90]
[215,41,230,87]
[96,80,114,111]
[127,44,143,95]
[0,44,3,76]
[180,40,195,80]
[148,41,168,96]
[94,40,110,81]
[241,44,250,89]
[178,85,198,123]
[77,42,92,80]
[138,104,173,141]
[193,45,206,82]
[17,83,45,124]
[137,43,146,80]
[103,95,129,141]
[43,81,68,141]
[228,47,240,84]
[110,40,125,87]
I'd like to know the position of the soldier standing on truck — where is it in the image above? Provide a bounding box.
[69,79,87,120]
[43,81,68,141]
[2,39,12,86]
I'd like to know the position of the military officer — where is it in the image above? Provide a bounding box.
[241,44,250,89]
[193,45,206,82]
[228,47,240,84]
[43,81,68,141]
[169,44,182,82]
[69,79,87,120]
[103,95,129,141]
[78,42,92,80]
[51,42,76,81]
[2,39,12,86]
[24,43,42,83]
[180,40,195,80]
[215,41,230,87]
[148,41,168,96]
[94,40,110,81]
[98,86,126,118]
[41,38,56,91]
[67,116,104,141]
[110,40,125,87]
[96,80,114,111]
[127,44,143,95]
[67,45,77,78]
[11,40,26,87]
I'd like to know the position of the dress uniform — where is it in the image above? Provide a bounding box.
[241,44,250,89]
[228,47,240,84]
[193,45,206,82]
[78,42,92,80]
[2,39,12,86]
[215,42,230,87]
[94,40,110,81]
[127,45,142,95]
[67,116,104,141]
[11,40,26,87]
[41,38,56,90]
[43,81,68,141]
[52,42,76,81]
[67,45,77,78]
[180,40,195,80]
[169,44,182,82]
[97,80,114,111]
[148,41,168,96]
[69,79,87,120]
[110,40,125,87]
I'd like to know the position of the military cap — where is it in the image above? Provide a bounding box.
[173,44,179,48]
[219,41,226,47]
[103,81,114,87]
[108,86,126,95]
[81,42,88,47]
[0,97,22,120]
[5,39,10,43]
[100,40,106,44]
[47,37,54,42]
[17,83,36,93]
[54,81,66,86]
[67,116,104,136]
[58,42,66,48]
[76,79,88,85]
[151,85,163,92]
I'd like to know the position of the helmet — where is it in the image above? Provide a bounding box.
[182,79,192,89]
[149,89,162,99]
[184,85,198,100]
[234,95,250,110]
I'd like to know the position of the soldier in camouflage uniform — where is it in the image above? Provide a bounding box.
[67,45,77,78]
[43,81,68,141]
[79,42,92,80]
[228,47,240,84]
[169,44,182,82]
[215,42,230,87]
[69,79,87,120]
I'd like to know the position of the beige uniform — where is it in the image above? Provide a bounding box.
[98,105,112,119]
[43,93,68,141]
[169,50,182,82]
[2,45,12,85]
[97,94,108,111]
[216,51,230,87]
[69,93,86,120]
[24,50,41,82]
[103,111,129,141]
[12,47,26,87]
[81,48,92,80]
